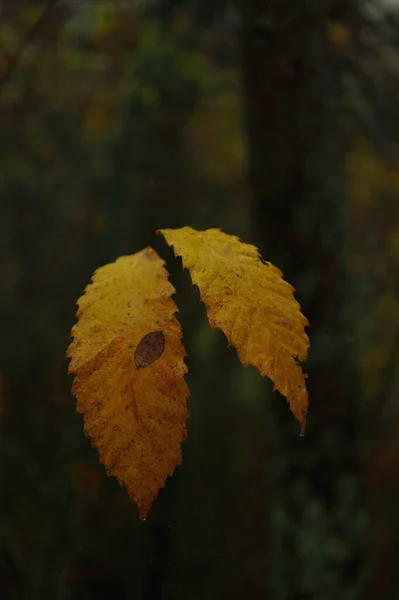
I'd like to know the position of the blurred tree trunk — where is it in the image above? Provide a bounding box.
[240,1,366,597]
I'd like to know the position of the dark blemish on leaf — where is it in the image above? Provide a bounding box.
[135,331,165,369]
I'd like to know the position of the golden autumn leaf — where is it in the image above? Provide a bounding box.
[159,227,309,431]
[67,247,189,519]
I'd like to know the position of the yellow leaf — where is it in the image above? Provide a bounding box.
[159,227,309,431]
[67,247,189,519]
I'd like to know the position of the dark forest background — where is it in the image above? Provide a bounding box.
[1,1,399,598]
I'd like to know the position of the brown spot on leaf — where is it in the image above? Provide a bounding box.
[135,331,165,369]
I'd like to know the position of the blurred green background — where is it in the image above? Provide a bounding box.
[1,1,399,598]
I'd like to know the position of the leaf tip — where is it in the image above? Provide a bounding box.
[139,510,148,521]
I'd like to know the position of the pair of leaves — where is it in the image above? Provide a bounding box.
[67,227,309,518]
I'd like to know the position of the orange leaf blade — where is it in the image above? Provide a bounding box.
[67,247,189,518]
[159,227,309,431]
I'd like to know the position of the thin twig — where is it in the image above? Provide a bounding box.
[0,0,59,93]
